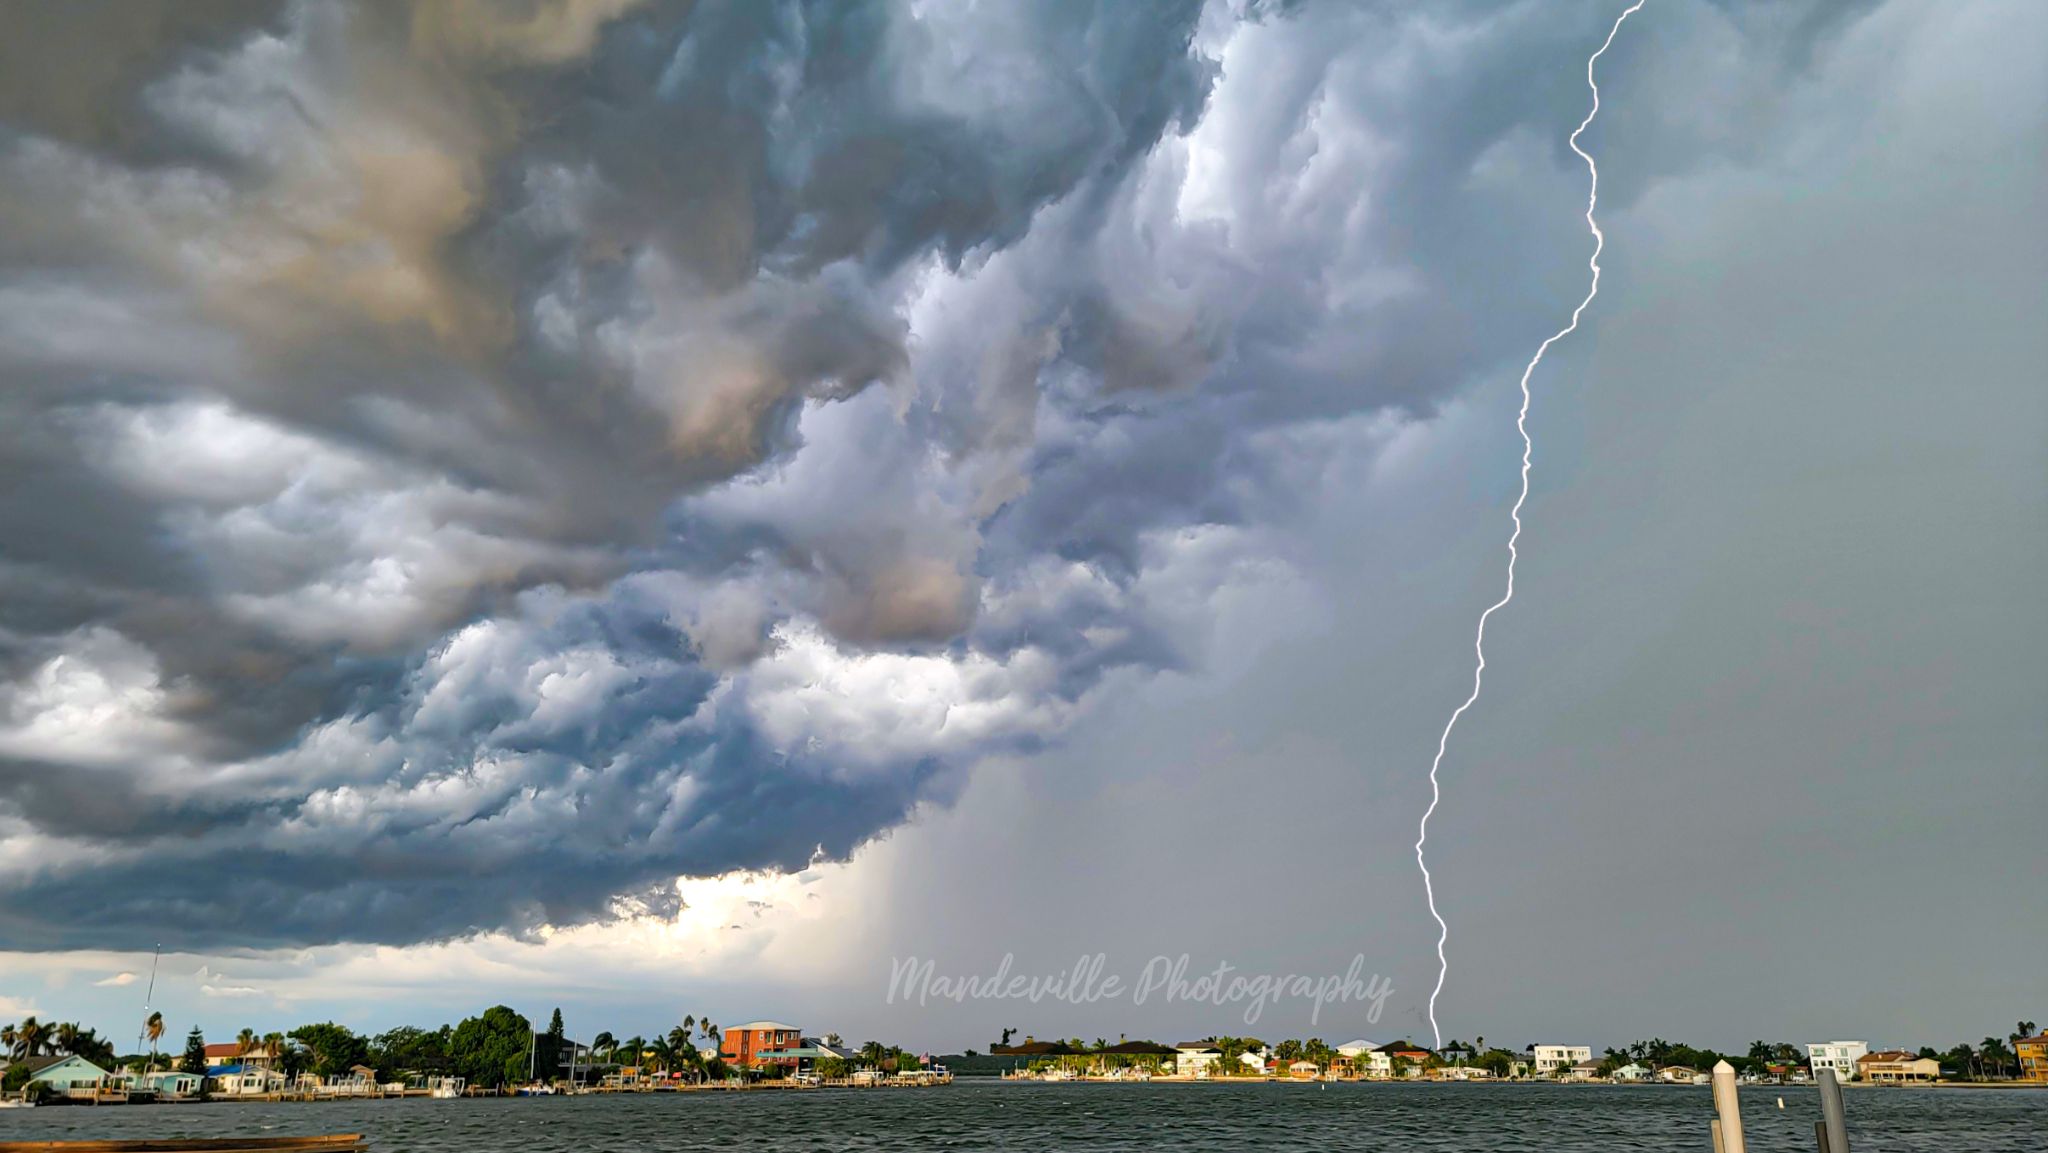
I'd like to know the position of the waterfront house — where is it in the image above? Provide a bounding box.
[1335,1040,1390,1078]
[212,1064,288,1096]
[1287,1060,1320,1079]
[1533,1044,1592,1075]
[1438,1041,1477,1067]
[1805,1041,1868,1083]
[1094,1040,1177,1075]
[22,1054,111,1095]
[1856,1050,1938,1083]
[1174,1043,1222,1078]
[1567,1060,1604,1081]
[1657,1065,1701,1083]
[721,1021,803,1069]
[770,1038,852,1077]
[1377,1042,1434,1078]
[2017,1033,2048,1083]
[1612,1062,1651,1082]
[1177,1043,1234,1078]
[144,1070,203,1099]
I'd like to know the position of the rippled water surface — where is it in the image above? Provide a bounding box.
[4,1082,2042,1151]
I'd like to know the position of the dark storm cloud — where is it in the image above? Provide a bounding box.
[0,0,1861,951]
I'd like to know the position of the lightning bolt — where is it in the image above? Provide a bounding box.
[1415,0,1646,1049]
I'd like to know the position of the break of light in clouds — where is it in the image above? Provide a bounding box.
[2,0,2042,1052]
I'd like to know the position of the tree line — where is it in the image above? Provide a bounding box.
[4,1007,735,1091]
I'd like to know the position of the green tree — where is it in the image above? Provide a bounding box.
[289,1022,369,1079]
[3,1063,33,1095]
[538,1009,565,1082]
[180,1026,208,1075]
[448,1006,533,1090]
[145,1012,166,1072]
[371,1025,449,1081]
[1981,1038,2013,1080]
[1303,1038,1335,1072]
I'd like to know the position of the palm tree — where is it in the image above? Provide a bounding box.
[17,1017,46,1058]
[145,1012,166,1071]
[1,1024,18,1061]
[54,1022,81,1057]
[1982,1038,2012,1080]
[624,1036,646,1071]
[592,1032,616,1063]
[236,1027,257,1058]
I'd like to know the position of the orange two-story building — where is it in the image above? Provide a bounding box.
[2017,1033,2047,1083]
[721,1020,802,1069]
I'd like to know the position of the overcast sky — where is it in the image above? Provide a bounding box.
[2,0,2042,1056]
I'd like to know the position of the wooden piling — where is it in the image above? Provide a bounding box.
[1817,1068,1850,1153]
[1710,1060,1746,1153]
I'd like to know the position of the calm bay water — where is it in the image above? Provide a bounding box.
[3,1082,2041,1152]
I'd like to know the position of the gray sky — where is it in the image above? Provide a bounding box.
[1,0,2042,1056]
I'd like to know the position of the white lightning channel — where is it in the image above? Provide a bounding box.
[1415,0,1645,1049]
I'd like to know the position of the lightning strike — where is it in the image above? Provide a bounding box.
[1415,0,1646,1049]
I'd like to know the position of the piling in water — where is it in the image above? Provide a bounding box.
[1710,1061,1746,1153]
[1817,1068,1849,1153]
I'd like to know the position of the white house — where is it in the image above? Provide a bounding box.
[1239,1046,1270,1074]
[1533,1045,1592,1075]
[1612,1062,1651,1082]
[1806,1041,1869,1084]
[1174,1044,1222,1078]
[1337,1040,1391,1078]
[1567,1060,1604,1081]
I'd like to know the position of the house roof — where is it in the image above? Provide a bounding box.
[1097,1041,1177,1056]
[729,1020,798,1033]
[992,1040,1079,1056]
[1857,1050,1923,1063]
[1174,1043,1221,1054]
[203,1043,257,1059]
[1377,1041,1432,1055]
[16,1054,71,1075]
[25,1054,108,1080]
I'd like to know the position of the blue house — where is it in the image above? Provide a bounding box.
[23,1054,111,1092]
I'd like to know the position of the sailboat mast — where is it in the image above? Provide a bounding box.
[135,943,162,1063]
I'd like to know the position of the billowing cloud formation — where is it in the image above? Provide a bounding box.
[0,0,1809,951]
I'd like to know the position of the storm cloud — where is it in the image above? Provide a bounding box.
[0,0,1940,953]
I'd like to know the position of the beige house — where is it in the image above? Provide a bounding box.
[1174,1044,1222,1078]
[1856,1050,1938,1083]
